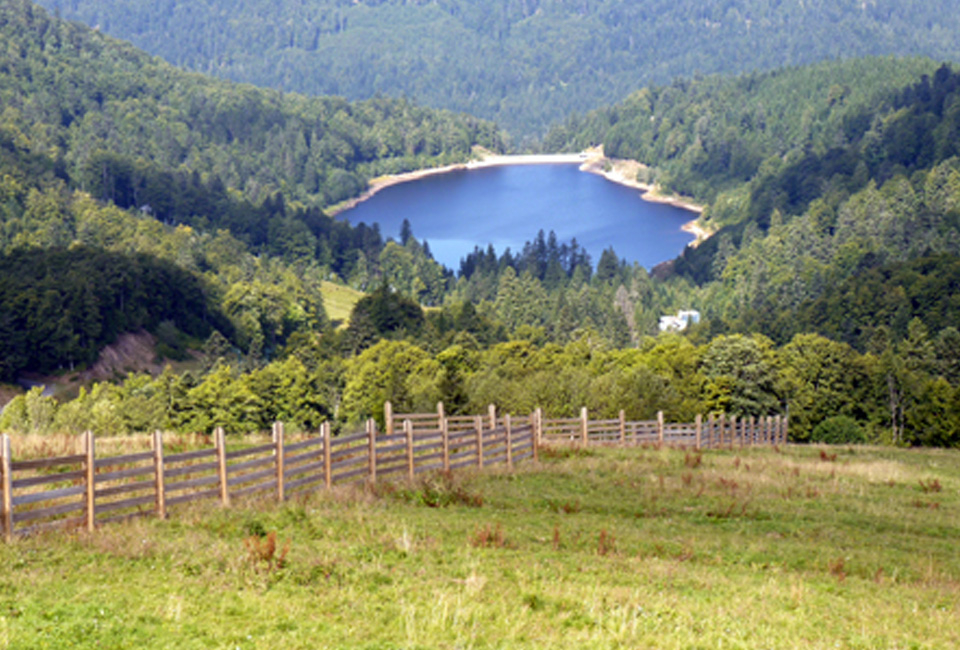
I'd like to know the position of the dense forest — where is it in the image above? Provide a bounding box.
[3,1,960,447]
[0,0,496,379]
[36,0,960,138]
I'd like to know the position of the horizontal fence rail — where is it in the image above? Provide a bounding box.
[1,402,785,541]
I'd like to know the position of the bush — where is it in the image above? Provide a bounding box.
[810,415,866,445]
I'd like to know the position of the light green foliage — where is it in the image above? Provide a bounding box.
[178,365,263,434]
[246,357,331,431]
[779,334,870,441]
[702,334,780,417]
[341,340,441,427]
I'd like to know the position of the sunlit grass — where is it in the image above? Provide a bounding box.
[2,444,958,648]
[320,280,364,328]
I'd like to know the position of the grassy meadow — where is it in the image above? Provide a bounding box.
[2,444,958,649]
[320,281,364,328]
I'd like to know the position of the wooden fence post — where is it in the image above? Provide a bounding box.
[749,416,756,446]
[488,404,497,431]
[475,416,484,468]
[719,413,726,447]
[1,434,11,542]
[505,414,513,469]
[657,411,664,446]
[535,408,543,461]
[215,427,230,507]
[384,401,394,436]
[323,421,332,490]
[437,401,445,422]
[367,419,377,483]
[619,410,626,447]
[405,419,415,481]
[441,414,450,472]
[580,407,589,447]
[782,415,789,445]
[153,430,166,520]
[775,415,783,445]
[729,415,738,448]
[695,414,702,450]
[530,411,540,463]
[84,431,96,533]
[273,422,285,502]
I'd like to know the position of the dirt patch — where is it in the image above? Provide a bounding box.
[78,330,164,383]
[13,331,198,403]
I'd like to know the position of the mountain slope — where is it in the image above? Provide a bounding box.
[0,0,504,212]
[37,0,960,137]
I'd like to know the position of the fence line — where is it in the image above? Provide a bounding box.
[1,402,786,541]
[0,414,536,541]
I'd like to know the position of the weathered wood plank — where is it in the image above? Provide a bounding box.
[164,448,217,465]
[95,479,155,499]
[11,454,85,471]
[96,494,156,514]
[165,474,219,493]
[164,460,219,479]
[12,500,86,523]
[12,484,85,507]
[94,451,154,468]
[224,443,275,460]
[95,464,155,484]
[226,467,276,488]
[13,469,86,489]
[166,488,220,508]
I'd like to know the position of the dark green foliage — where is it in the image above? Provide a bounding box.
[810,416,866,445]
[346,285,425,353]
[0,0,503,265]
[790,256,960,351]
[36,0,960,138]
[0,247,228,380]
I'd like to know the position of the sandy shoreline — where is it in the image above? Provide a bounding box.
[576,150,710,246]
[330,148,712,246]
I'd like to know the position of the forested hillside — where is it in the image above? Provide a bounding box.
[0,0,503,210]
[0,0,495,379]
[37,0,960,137]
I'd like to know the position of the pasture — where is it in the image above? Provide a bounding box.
[1,444,958,649]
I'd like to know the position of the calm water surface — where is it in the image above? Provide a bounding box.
[340,164,695,269]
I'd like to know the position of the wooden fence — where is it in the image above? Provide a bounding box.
[385,402,787,450]
[0,415,536,541]
[535,407,788,448]
[1,402,786,541]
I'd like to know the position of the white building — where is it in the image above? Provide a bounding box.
[658,310,700,332]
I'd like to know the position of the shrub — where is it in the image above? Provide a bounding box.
[810,416,865,445]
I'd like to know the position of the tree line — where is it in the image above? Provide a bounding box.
[6,325,960,448]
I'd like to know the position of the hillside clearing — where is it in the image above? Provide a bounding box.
[321,281,364,328]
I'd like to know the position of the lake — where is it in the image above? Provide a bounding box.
[339,163,696,270]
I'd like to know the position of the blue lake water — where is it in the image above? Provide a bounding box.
[339,163,696,270]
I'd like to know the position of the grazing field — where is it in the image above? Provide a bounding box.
[1,444,958,649]
[320,281,364,328]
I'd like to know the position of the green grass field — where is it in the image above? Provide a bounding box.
[2,444,958,649]
[321,281,364,329]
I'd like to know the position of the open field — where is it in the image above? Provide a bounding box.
[1,444,958,648]
[320,281,364,328]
